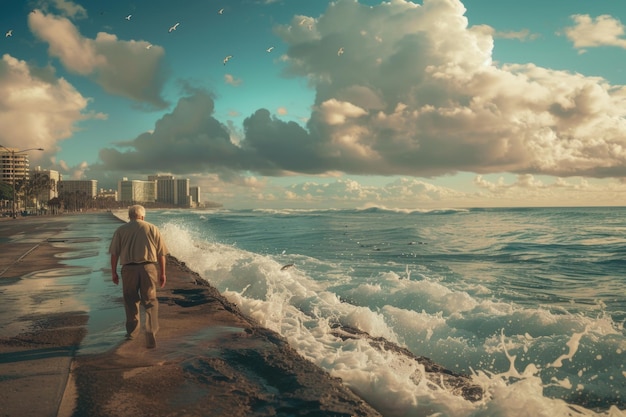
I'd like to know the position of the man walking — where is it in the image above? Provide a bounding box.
[109,205,168,348]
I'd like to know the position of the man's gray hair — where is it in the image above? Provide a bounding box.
[128,205,146,219]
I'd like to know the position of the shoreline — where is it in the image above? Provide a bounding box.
[0,212,381,417]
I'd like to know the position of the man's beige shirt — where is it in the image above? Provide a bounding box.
[109,219,168,266]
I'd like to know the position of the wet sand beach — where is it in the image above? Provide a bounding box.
[0,213,380,417]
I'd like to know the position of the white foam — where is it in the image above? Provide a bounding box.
[155,217,626,417]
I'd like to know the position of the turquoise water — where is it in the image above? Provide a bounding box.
[141,206,625,417]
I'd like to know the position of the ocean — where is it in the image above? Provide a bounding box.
[130,206,625,417]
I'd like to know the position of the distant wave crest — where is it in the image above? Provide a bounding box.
[358,205,470,215]
[250,206,470,215]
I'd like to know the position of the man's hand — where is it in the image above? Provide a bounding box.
[159,273,166,288]
[110,254,119,285]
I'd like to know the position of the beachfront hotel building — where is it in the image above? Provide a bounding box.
[148,175,192,207]
[58,180,98,198]
[58,179,98,212]
[118,178,156,204]
[176,178,191,207]
[1,149,37,213]
[190,186,201,207]
[0,148,32,185]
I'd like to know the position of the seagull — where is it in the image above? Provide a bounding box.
[223,55,233,65]
[125,14,132,20]
[146,43,153,49]
[218,8,224,15]
[337,47,344,56]
[168,22,179,32]
[299,18,313,30]
[266,46,274,53]
[5,29,12,37]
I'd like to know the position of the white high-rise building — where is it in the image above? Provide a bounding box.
[149,175,191,207]
[58,180,98,198]
[31,167,61,202]
[0,147,32,185]
[190,186,201,207]
[118,178,156,203]
[149,175,175,205]
[175,178,190,207]
[58,180,98,212]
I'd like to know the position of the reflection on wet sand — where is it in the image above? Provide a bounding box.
[0,215,125,353]
[54,250,99,259]
[0,267,93,337]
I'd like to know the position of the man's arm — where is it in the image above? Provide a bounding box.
[157,255,167,288]
[111,254,119,285]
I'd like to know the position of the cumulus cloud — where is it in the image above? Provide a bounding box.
[253,174,626,208]
[68,161,89,179]
[472,25,540,42]
[28,10,169,108]
[95,91,248,175]
[318,99,367,125]
[564,14,626,50]
[272,0,626,179]
[38,0,87,19]
[494,29,540,42]
[95,0,626,183]
[224,74,243,86]
[0,54,104,162]
[186,175,468,209]
[474,174,590,192]
[471,174,625,206]
[287,177,465,207]
[93,90,327,178]
[187,172,626,208]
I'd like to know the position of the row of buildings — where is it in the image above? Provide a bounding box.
[0,147,203,212]
[55,175,202,207]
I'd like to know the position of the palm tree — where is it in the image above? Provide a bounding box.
[48,197,61,215]
[23,173,52,215]
[60,190,90,212]
[0,182,13,215]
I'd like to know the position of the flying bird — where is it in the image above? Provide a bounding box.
[299,18,313,30]
[337,47,345,56]
[266,46,274,53]
[125,14,132,20]
[218,8,224,14]
[168,22,180,32]
[5,29,13,37]
[146,43,153,49]
[223,55,233,65]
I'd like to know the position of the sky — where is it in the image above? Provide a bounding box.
[2,0,626,209]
